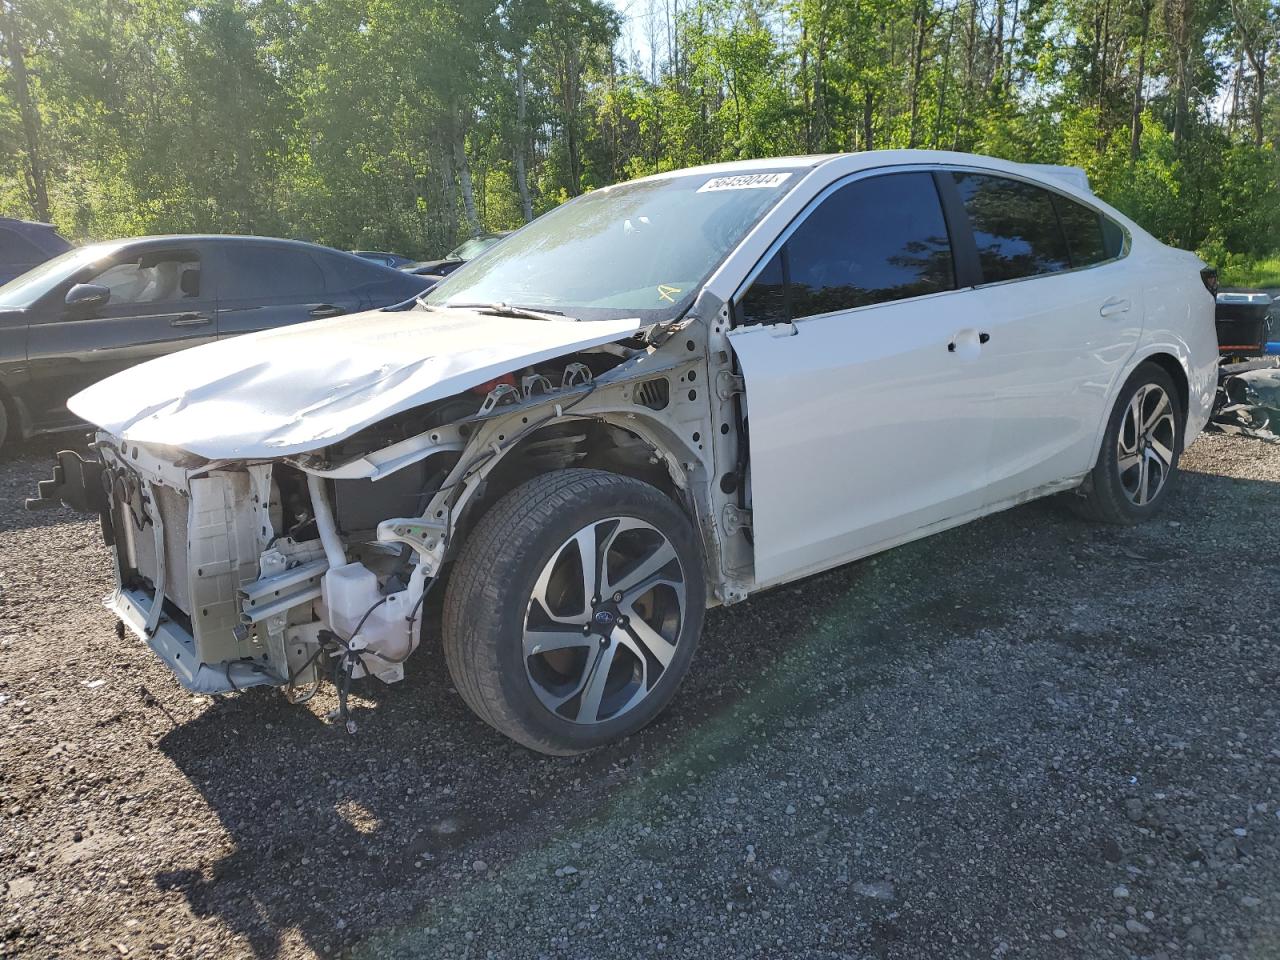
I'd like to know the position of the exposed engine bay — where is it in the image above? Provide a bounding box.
[41,303,755,729]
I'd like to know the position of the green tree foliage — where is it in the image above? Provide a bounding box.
[0,0,1276,263]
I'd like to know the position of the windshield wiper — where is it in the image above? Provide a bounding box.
[444,301,569,322]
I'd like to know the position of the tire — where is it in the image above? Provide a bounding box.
[0,400,7,451]
[442,468,706,755]
[1071,362,1184,524]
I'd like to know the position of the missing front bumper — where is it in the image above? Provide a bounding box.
[109,585,279,694]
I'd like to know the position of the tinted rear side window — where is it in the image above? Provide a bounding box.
[0,227,43,261]
[319,251,393,290]
[952,173,1071,282]
[740,171,954,324]
[221,244,326,299]
[1053,196,1108,267]
[1101,217,1125,259]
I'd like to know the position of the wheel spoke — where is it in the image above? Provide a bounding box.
[1117,452,1141,473]
[621,610,678,669]
[530,540,590,625]
[1125,393,1144,451]
[1145,449,1165,499]
[1135,454,1149,504]
[1142,391,1170,432]
[576,646,615,723]
[609,540,679,598]
[1149,437,1174,468]
[523,627,592,659]
[570,524,603,606]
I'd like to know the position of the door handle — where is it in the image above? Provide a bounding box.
[309,304,344,318]
[169,313,211,327]
[1099,297,1131,317]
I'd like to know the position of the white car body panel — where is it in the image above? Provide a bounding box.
[710,150,1216,589]
[974,259,1147,505]
[729,288,999,585]
[66,307,641,459]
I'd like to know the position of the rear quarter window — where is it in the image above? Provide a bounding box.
[952,173,1071,282]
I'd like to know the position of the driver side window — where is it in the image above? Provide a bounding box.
[739,171,956,326]
[88,252,202,306]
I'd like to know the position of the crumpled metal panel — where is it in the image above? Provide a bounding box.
[67,306,641,459]
[1211,360,1280,442]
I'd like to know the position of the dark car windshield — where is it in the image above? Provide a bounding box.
[0,242,123,309]
[425,169,802,322]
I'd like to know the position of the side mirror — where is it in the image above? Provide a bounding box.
[65,283,110,311]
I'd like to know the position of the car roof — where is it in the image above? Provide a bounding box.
[0,216,60,231]
[631,150,1097,198]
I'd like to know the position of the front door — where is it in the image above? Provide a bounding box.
[23,246,216,426]
[729,170,999,587]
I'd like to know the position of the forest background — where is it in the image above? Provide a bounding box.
[1,0,1277,283]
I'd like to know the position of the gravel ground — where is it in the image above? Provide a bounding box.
[1,431,1278,959]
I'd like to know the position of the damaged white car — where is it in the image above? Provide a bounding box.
[32,151,1219,754]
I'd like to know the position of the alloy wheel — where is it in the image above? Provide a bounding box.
[522,517,686,725]
[1117,383,1177,506]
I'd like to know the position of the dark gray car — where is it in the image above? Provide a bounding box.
[0,235,431,447]
[0,218,72,285]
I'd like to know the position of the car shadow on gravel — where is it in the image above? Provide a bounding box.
[144,503,1032,957]
[119,459,1276,959]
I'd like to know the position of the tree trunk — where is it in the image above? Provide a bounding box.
[863,87,874,150]
[1253,53,1265,146]
[1129,0,1151,162]
[934,2,956,148]
[907,0,927,147]
[0,1,50,221]
[454,135,480,237]
[513,52,533,222]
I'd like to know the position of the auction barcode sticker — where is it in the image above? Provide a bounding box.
[696,172,792,192]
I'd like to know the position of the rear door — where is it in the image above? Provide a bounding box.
[941,172,1142,504]
[729,170,1001,586]
[310,249,430,310]
[23,244,216,425]
[214,242,359,337]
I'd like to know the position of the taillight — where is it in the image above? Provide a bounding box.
[1201,267,1220,295]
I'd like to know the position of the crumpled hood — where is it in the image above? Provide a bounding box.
[68,306,641,459]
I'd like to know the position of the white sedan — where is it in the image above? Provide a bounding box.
[43,150,1218,754]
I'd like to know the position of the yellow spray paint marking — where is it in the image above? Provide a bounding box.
[657,284,682,303]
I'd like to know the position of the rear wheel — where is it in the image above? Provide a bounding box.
[0,400,8,450]
[442,469,705,755]
[1072,362,1183,524]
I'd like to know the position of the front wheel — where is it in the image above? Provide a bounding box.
[1072,362,1184,524]
[442,469,706,755]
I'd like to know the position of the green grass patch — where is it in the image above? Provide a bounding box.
[1220,254,1280,289]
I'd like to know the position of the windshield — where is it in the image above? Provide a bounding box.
[447,236,501,261]
[0,242,121,309]
[425,170,801,321]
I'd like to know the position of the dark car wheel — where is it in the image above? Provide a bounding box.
[442,469,705,755]
[1072,361,1184,524]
